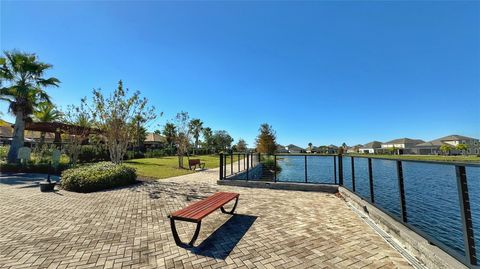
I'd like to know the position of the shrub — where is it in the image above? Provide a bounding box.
[261,156,282,172]
[78,145,110,163]
[61,162,137,193]
[0,146,8,161]
[32,144,59,164]
[125,150,145,160]
[144,149,167,158]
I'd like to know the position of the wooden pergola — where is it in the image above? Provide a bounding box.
[18,122,100,143]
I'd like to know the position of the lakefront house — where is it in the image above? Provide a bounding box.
[358,141,383,154]
[285,144,304,153]
[415,135,480,155]
[380,138,425,155]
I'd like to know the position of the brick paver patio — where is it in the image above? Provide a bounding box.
[0,169,413,269]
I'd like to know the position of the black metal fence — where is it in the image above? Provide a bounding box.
[218,153,480,268]
[219,152,260,180]
[340,155,479,268]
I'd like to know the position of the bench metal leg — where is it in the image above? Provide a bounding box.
[170,218,202,247]
[221,197,239,215]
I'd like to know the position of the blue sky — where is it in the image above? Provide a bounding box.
[1,1,479,147]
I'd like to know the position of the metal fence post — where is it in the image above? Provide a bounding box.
[230,153,233,175]
[333,155,337,184]
[219,153,224,180]
[246,153,250,180]
[368,158,374,203]
[351,157,356,192]
[274,155,277,183]
[396,161,407,223]
[456,165,477,266]
[224,154,227,179]
[338,155,344,186]
[238,153,240,172]
[304,155,308,183]
[243,154,246,170]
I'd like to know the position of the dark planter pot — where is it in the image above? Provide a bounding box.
[40,182,56,192]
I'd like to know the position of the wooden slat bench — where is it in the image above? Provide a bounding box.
[188,159,205,170]
[168,192,240,246]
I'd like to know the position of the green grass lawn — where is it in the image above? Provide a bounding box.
[125,155,237,179]
[347,154,480,163]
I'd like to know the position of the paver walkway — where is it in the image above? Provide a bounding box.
[0,169,413,269]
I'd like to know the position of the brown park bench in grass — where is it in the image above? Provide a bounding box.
[168,192,240,246]
[188,159,205,170]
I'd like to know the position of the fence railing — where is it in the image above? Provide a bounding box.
[218,153,480,268]
[219,152,260,180]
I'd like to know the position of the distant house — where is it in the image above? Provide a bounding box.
[311,146,323,154]
[305,145,313,153]
[144,133,166,149]
[285,144,304,153]
[415,135,479,155]
[275,144,289,153]
[358,141,382,154]
[327,144,338,154]
[310,145,338,154]
[381,138,425,154]
[347,144,363,153]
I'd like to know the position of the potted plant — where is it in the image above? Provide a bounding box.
[39,173,56,192]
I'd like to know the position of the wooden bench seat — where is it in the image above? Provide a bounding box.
[168,192,240,246]
[188,159,205,170]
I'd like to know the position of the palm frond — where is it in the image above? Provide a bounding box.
[37,77,60,87]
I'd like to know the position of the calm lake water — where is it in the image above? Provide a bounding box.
[275,155,480,259]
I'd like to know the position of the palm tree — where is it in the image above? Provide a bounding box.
[33,102,63,145]
[202,127,213,154]
[162,122,177,152]
[0,51,60,163]
[189,118,203,155]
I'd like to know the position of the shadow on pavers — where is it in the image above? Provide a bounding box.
[190,214,257,260]
[0,173,58,186]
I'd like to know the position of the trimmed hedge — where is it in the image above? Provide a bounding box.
[61,162,137,193]
[77,145,110,163]
[0,162,70,175]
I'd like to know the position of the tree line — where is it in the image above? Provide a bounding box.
[0,50,252,167]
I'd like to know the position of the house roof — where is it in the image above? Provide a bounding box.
[361,141,382,149]
[145,133,165,143]
[275,144,289,152]
[383,138,424,145]
[416,140,446,147]
[416,134,477,147]
[286,144,303,150]
[436,135,477,141]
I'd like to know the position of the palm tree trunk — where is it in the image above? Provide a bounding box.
[194,137,199,155]
[7,111,25,163]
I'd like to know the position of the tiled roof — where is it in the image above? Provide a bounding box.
[383,138,424,144]
[437,135,477,141]
[361,141,382,148]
